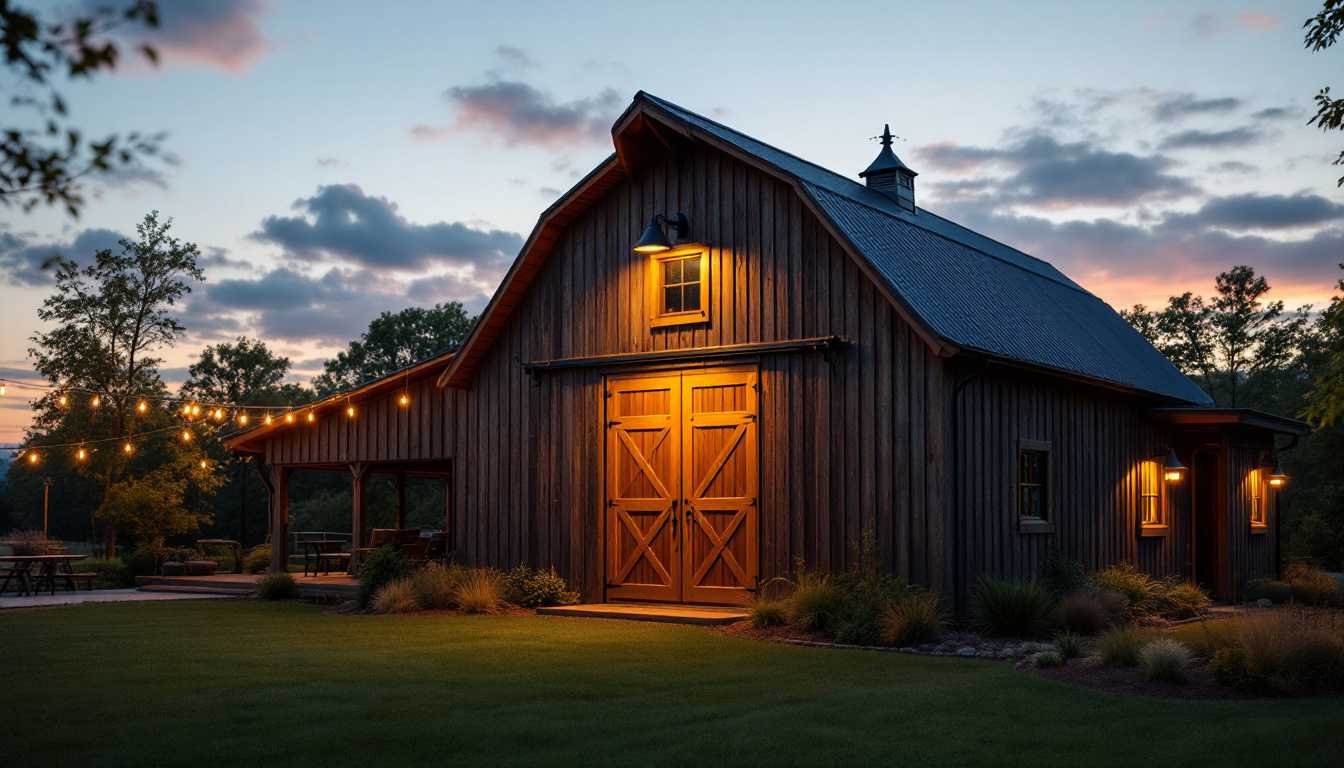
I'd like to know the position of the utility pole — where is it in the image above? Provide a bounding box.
[43,477,51,543]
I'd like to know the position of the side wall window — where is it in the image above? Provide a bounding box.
[648,247,709,328]
[1139,460,1167,535]
[1017,439,1053,533]
[1249,466,1268,529]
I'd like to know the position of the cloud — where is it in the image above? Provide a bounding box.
[412,79,622,152]
[1158,126,1263,150]
[1251,107,1293,121]
[98,0,273,74]
[1151,94,1242,122]
[0,227,124,286]
[253,184,522,273]
[1163,193,1344,232]
[1190,11,1282,38]
[315,157,347,168]
[918,134,1197,208]
[1238,12,1282,33]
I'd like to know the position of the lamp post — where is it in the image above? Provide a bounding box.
[43,477,51,543]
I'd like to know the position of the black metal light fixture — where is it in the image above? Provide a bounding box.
[633,212,691,253]
[1159,446,1186,482]
[1268,458,1289,487]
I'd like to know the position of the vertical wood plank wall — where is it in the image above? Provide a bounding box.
[452,144,950,600]
[1225,432,1278,594]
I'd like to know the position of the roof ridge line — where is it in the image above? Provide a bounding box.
[801,181,1093,297]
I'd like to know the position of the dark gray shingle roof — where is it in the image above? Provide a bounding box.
[641,93,1212,405]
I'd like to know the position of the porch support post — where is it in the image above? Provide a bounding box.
[268,466,291,575]
[350,462,369,571]
[394,471,407,530]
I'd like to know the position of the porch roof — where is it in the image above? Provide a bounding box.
[1147,407,1310,436]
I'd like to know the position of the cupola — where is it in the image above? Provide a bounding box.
[859,124,917,213]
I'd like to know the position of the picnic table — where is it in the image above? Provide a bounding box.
[0,554,91,596]
[299,540,352,576]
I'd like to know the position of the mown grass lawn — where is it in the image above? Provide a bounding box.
[1,600,1339,767]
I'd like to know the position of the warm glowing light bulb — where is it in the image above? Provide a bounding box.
[181,430,192,442]
[347,405,355,418]
[264,413,273,425]
[123,442,133,454]
[77,448,86,460]
[200,459,208,469]
[239,413,249,425]
[191,404,200,416]
[59,394,68,406]
[1269,477,1284,487]
[307,410,315,422]
[28,452,38,464]
[285,413,294,423]
[92,395,100,408]
[0,385,6,395]
[399,393,409,406]
[138,400,147,412]
[1164,471,1182,482]
[214,408,223,421]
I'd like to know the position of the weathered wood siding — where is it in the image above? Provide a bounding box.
[451,143,951,600]
[1226,432,1279,594]
[952,367,1192,591]
[263,376,454,466]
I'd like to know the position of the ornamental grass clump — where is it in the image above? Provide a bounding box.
[412,562,463,610]
[255,572,299,600]
[1139,637,1191,683]
[786,571,848,635]
[453,568,505,614]
[1283,563,1340,605]
[1051,589,1127,635]
[1052,631,1088,661]
[1159,581,1212,620]
[242,545,271,574]
[355,545,410,609]
[829,533,915,645]
[1090,562,1161,619]
[372,578,420,614]
[1096,625,1153,667]
[970,576,1051,638]
[877,592,949,646]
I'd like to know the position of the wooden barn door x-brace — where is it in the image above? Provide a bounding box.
[604,370,759,605]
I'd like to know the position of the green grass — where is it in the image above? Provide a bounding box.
[0,602,1340,767]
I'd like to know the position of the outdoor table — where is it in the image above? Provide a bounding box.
[196,538,243,572]
[299,540,351,577]
[0,554,89,596]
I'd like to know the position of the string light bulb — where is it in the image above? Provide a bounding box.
[191,404,200,417]
[92,395,100,408]
[138,400,147,413]
[59,394,68,406]
[77,448,86,461]
[28,451,38,464]
[285,412,294,423]
[181,430,192,442]
[306,409,315,423]
[123,442,133,454]
[200,459,208,469]
[347,403,355,418]
[264,413,273,425]
[0,384,6,396]
[213,408,224,421]
[239,413,249,426]
[399,393,409,406]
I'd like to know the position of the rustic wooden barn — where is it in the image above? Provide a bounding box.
[227,93,1306,604]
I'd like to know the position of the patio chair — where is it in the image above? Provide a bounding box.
[399,541,429,563]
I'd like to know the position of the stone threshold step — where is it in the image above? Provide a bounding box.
[537,603,748,626]
[138,585,252,595]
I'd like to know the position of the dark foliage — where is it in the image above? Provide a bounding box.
[355,545,410,608]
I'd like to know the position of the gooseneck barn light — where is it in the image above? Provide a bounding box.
[1268,458,1289,487]
[633,212,691,253]
[1162,448,1186,482]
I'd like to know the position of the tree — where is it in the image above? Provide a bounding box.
[1,0,162,216]
[25,211,205,554]
[312,302,476,396]
[97,443,222,552]
[180,338,304,407]
[1304,264,1344,426]
[1306,1,1344,186]
[1120,266,1311,407]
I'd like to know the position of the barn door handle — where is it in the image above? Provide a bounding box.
[671,515,678,539]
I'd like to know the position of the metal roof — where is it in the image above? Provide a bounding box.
[640,94,1212,405]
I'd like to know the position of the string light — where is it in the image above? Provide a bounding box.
[0,384,6,395]
[306,409,315,423]
[399,393,409,406]
[181,430,192,442]
[284,412,294,424]
[213,408,224,421]
[346,401,355,418]
[264,413,273,425]
[138,400,147,413]
[191,404,200,417]
[77,448,86,461]
[92,395,100,408]
[238,413,249,426]
[200,459,208,469]
[123,442,133,454]
[27,451,38,464]
[58,394,67,406]
[182,404,191,417]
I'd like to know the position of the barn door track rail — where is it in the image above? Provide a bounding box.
[520,336,849,382]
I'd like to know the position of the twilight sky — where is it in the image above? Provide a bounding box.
[1,0,1341,442]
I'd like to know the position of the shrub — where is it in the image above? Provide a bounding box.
[256,572,298,600]
[3,530,49,556]
[1139,637,1191,683]
[877,592,949,646]
[1160,581,1211,620]
[123,546,161,577]
[1032,650,1065,668]
[1243,578,1293,604]
[747,599,789,628]
[1209,609,1344,694]
[971,576,1052,637]
[77,558,134,589]
[1238,609,1294,682]
[242,545,271,574]
[502,564,581,608]
[453,568,504,614]
[1053,631,1088,660]
[1283,563,1339,605]
[1040,549,1088,599]
[1090,562,1161,618]
[1052,589,1126,635]
[1096,625,1153,667]
[412,562,463,610]
[355,545,411,609]
[1212,647,1255,691]
[1166,618,1243,658]
[829,534,914,645]
[787,571,848,635]
[372,578,420,614]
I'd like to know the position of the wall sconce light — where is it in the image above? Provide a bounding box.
[1160,447,1185,482]
[1268,458,1289,487]
[633,212,691,253]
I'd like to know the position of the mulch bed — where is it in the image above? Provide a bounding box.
[1024,657,1257,701]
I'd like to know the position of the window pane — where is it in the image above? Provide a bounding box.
[683,256,700,282]
[683,283,700,311]
[664,259,682,285]
[664,286,682,314]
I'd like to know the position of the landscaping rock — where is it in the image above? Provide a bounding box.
[1254,598,1273,607]
[956,646,977,657]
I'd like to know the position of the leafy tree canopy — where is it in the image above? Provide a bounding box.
[1305,0,1344,186]
[313,302,475,396]
[181,337,310,408]
[1,0,162,216]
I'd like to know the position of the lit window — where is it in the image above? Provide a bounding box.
[1018,446,1049,521]
[1250,467,1268,529]
[649,248,708,327]
[1139,460,1166,532]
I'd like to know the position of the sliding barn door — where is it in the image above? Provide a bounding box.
[681,371,759,604]
[605,375,681,602]
[605,369,759,605]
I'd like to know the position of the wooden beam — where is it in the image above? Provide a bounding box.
[521,336,848,378]
[268,466,291,574]
[351,462,368,570]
